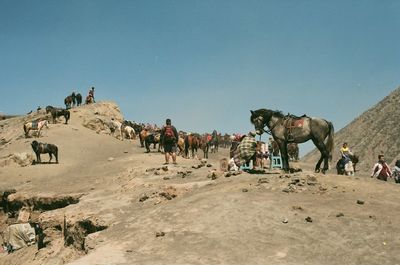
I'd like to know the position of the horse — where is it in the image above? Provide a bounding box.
[336,154,359,176]
[144,132,162,153]
[200,134,210,159]
[64,95,74,109]
[31,140,58,164]
[107,119,123,140]
[122,125,136,140]
[287,143,299,161]
[139,129,148,147]
[250,109,334,173]
[46,106,70,124]
[185,134,200,158]
[177,136,185,156]
[210,130,219,153]
[76,93,82,106]
[23,120,49,138]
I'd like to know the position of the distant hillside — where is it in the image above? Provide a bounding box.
[303,86,400,173]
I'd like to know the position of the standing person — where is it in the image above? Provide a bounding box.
[371,154,392,181]
[89,87,95,103]
[161,118,179,165]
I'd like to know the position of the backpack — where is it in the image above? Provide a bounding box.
[164,126,175,141]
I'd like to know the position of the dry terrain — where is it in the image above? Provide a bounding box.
[0,102,399,265]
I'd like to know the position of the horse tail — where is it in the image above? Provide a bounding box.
[326,121,334,161]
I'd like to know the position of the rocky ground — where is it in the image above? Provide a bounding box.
[0,102,399,265]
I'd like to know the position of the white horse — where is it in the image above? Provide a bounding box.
[108,119,123,140]
[23,120,49,138]
[122,125,136,140]
[344,160,354,176]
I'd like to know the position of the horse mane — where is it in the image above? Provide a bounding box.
[250,108,285,124]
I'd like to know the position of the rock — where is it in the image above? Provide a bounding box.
[156,231,165,237]
[123,150,129,153]
[357,200,365,205]
[139,195,149,202]
[282,218,289,224]
[292,206,303,211]
[306,175,318,186]
[161,166,169,171]
[336,213,344,217]
[305,216,313,222]
[225,173,232,178]
[107,157,115,162]
[146,168,157,172]
[159,192,176,200]
[258,178,269,184]
[206,164,212,167]
[207,172,217,180]
[242,188,248,193]
[163,177,170,180]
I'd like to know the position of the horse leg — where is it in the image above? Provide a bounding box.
[48,153,52,163]
[277,140,289,172]
[312,138,329,173]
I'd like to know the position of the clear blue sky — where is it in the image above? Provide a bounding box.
[1,0,399,154]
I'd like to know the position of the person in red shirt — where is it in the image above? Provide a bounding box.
[371,154,392,181]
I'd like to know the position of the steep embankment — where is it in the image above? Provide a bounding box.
[303,86,400,172]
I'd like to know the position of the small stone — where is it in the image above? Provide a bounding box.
[282,188,290,193]
[225,173,231,178]
[107,157,115,162]
[162,166,169,171]
[139,195,149,202]
[357,200,365,205]
[155,232,165,237]
[242,188,248,193]
[336,213,344,217]
[258,178,269,184]
[146,168,156,172]
[292,206,303,211]
[126,250,133,252]
[206,164,212,167]
[282,218,289,223]
[305,216,313,222]
[163,176,170,180]
[123,150,129,153]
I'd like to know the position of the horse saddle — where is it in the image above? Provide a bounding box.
[31,121,38,129]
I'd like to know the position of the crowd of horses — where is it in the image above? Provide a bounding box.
[21,98,358,176]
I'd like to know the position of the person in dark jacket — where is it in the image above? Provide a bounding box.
[160,118,179,164]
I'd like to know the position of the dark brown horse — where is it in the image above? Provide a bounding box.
[64,93,75,109]
[76,93,82,106]
[31,140,58,164]
[251,109,334,173]
[46,106,70,124]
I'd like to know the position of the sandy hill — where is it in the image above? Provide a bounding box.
[0,101,399,265]
[303,86,400,173]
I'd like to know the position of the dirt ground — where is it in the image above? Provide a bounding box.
[0,102,399,265]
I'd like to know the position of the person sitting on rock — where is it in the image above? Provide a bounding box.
[371,154,392,181]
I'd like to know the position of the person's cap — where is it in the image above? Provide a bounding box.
[166,118,171,124]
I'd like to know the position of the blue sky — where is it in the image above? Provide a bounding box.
[1,0,399,154]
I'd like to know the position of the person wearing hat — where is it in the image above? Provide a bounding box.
[161,118,179,165]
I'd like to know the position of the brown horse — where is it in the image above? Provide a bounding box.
[185,134,200,158]
[251,108,334,173]
[64,95,74,109]
[199,134,210,159]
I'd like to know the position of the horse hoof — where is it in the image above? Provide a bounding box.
[315,169,320,173]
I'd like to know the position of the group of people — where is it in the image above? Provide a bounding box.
[340,142,400,183]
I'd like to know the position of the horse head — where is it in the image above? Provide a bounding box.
[250,109,270,135]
